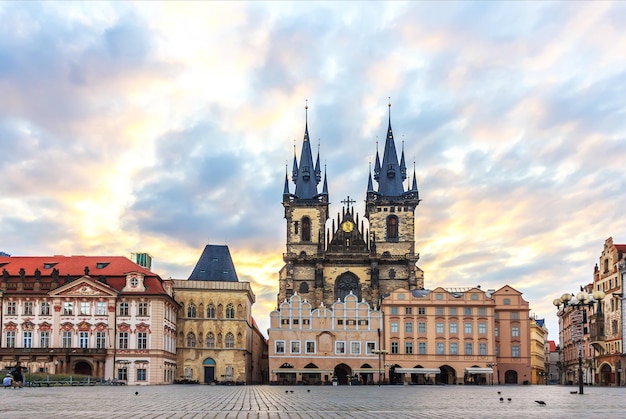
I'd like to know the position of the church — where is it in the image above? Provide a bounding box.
[277,103,423,310]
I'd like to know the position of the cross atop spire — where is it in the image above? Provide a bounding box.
[341,196,356,210]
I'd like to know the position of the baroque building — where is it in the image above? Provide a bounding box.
[278,103,423,311]
[0,255,179,385]
[173,245,268,384]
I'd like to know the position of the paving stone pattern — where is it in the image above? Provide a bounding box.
[1,385,625,418]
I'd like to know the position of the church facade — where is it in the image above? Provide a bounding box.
[278,104,423,311]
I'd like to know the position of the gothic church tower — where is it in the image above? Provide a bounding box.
[278,103,423,310]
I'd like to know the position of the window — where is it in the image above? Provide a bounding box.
[62,331,72,348]
[301,217,311,241]
[118,332,129,349]
[6,302,16,315]
[449,307,457,315]
[351,341,361,355]
[464,307,472,315]
[511,312,519,320]
[63,302,73,315]
[225,333,235,348]
[479,323,487,334]
[478,307,487,316]
[226,366,234,380]
[436,323,444,334]
[390,322,399,333]
[186,332,196,347]
[335,341,346,354]
[512,345,520,358]
[391,341,399,354]
[503,298,511,305]
[306,341,316,354]
[187,303,197,318]
[471,293,479,300]
[79,331,89,348]
[138,302,148,317]
[137,369,147,381]
[435,294,443,300]
[226,304,235,319]
[80,302,90,316]
[137,332,148,349]
[23,331,33,348]
[96,302,107,315]
[465,343,473,355]
[40,331,50,348]
[450,342,458,355]
[118,367,128,381]
[390,307,399,315]
[275,341,285,353]
[24,301,33,315]
[40,301,51,316]
[386,215,398,239]
[405,342,413,354]
[405,307,412,315]
[207,304,216,318]
[436,342,445,355]
[464,323,473,334]
[291,341,300,354]
[495,327,499,337]
[511,326,520,337]
[206,333,215,348]
[405,322,413,333]
[366,342,375,354]
[449,323,458,334]
[435,307,444,315]
[118,302,129,316]
[418,322,426,333]
[96,332,106,349]
[479,343,487,356]
[418,342,427,354]
[418,307,426,315]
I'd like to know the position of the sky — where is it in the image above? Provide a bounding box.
[1,1,626,340]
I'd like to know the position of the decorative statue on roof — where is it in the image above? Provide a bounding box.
[34,268,41,282]
[2,268,8,282]
[51,268,59,282]
[84,266,90,276]
[19,268,25,281]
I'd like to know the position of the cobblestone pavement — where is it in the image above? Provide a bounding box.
[1,384,625,418]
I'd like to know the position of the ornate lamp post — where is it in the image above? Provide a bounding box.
[486,362,497,385]
[553,289,605,395]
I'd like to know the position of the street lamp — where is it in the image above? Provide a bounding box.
[371,349,388,386]
[553,289,605,395]
[486,362,497,385]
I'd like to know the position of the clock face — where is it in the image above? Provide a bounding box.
[342,221,354,233]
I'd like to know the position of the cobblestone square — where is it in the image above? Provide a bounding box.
[1,385,626,418]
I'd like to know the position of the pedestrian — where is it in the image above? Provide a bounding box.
[3,373,13,389]
[9,361,24,388]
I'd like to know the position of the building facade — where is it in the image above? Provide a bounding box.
[0,255,179,385]
[529,318,547,384]
[173,245,268,385]
[268,292,382,385]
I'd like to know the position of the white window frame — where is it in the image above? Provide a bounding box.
[275,340,285,354]
[350,341,361,355]
[290,340,300,354]
[335,341,346,354]
[305,340,316,354]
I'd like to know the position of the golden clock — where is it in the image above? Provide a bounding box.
[341,221,354,233]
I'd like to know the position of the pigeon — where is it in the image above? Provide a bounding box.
[507,398,511,402]
[307,389,310,392]
[570,391,578,394]
[535,400,546,406]
[285,390,289,393]
[499,397,504,402]
[497,391,501,395]
[289,390,294,393]
[135,391,138,396]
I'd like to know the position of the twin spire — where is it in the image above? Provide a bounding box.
[285,100,419,202]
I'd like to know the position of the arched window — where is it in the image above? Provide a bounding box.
[335,272,361,302]
[301,217,311,242]
[207,304,216,318]
[299,282,309,293]
[226,304,235,319]
[386,215,398,239]
[225,332,235,348]
[186,332,196,347]
[206,332,215,348]
[187,303,197,318]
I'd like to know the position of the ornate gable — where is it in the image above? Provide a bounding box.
[48,275,117,298]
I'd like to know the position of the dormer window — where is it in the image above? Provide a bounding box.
[96,262,109,269]
[123,273,145,292]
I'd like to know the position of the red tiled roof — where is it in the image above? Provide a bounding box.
[0,255,168,296]
[615,244,626,252]
[549,340,557,352]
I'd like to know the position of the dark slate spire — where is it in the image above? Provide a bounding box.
[367,162,375,193]
[400,139,407,181]
[293,103,320,199]
[283,165,290,195]
[291,145,298,183]
[314,142,322,183]
[376,101,405,197]
[373,140,381,182]
[322,164,329,196]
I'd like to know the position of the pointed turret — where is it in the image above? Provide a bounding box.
[400,140,407,181]
[373,143,381,182]
[314,143,322,183]
[375,102,405,197]
[292,106,320,199]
